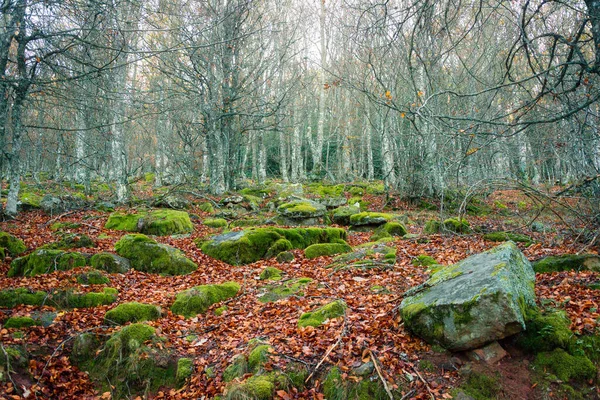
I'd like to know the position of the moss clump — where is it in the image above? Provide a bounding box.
[171,282,240,317]
[265,239,293,259]
[71,333,100,363]
[104,302,161,325]
[533,348,596,382]
[106,209,193,236]
[19,191,42,208]
[0,288,47,308]
[4,316,41,329]
[225,374,275,400]
[223,354,248,382]
[0,232,27,256]
[483,231,532,245]
[349,212,394,226]
[443,218,471,233]
[90,252,130,273]
[176,358,193,383]
[115,234,197,275]
[214,305,227,316]
[105,211,142,232]
[49,222,81,232]
[204,218,228,228]
[304,242,352,259]
[517,309,573,353]
[259,267,283,281]
[306,183,345,197]
[532,254,600,273]
[371,221,407,240]
[198,202,215,213]
[0,247,5,260]
[323,367,389,400]
[8,249,87,277]
[248,344,272,371]
[76,269,110,285]
[423,219,441,234]
[42,233,95,250]
[458,371,501,400]
[332,205,361,225]
[412,254,439,267]
[258,278,312,303]
[201,227,347,265]
[298,300,346,328]
[278,200,319,215]
[276,251,294,263]
[62,288,118,308]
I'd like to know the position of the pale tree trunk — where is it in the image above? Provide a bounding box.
[365,104,374,180]
[310,0,327,174]
[291,107,304,182]
[74,111,87,185]
[380,110,396,188]
[6,88,27,216]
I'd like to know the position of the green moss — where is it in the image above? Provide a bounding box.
[276,251,294,263]
[332,205,360,225]
[223,354,248,382]
[42,233,95,250]
[142,209,194,235]
[323,367,389,400]
[259,267,283,281]
[349,212,394,226]
[104,302,161,325]
[76,269,110,285]
[225,374,275,400]
[258,278,312,303]
[8,249,87,277]
[230,217,266,228]
[265,239,293,259]
[533,348,596,382]
[304,242,352,259]
[171,282,240,317]
[400,302,427,324]
[19,191,42,208]
[248,345,271,372]
[427,264,463,286]
[412,254,439,267]
[278,200,318,214]
[443,218,471,233]
[115,234,197,275]
[532,254,600,273]
[0,232,27,255]
[239,187,271,198]
[62,287,118,308]
[90,252,130,273]
[49,222,81,232]
[348,186,364,196]
[423,219,441,234]
[306,183,345,197]
[144,172,155,182]
[483,231,532,245]
[459,371,501,400]
[0,288,47,308]
[518,309,573,353]
[176,358,193,383]
[418,359,436,372]
[298,300,346,328]
[105,211,142,231]
[4,316,41,329]
[0,247,5,260]
[348,196,369,210]
[214,306,227,316]
[204,218,228,228]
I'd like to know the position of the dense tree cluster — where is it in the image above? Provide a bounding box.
[1,0,599,213]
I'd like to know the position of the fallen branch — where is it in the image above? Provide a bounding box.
[305,317,347,383]
[412,365,435,400]
[44,211,78,227]
[369,350,394,400]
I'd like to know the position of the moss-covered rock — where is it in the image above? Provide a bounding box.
[60,287,118,308]
[0,288,47,308]
[204,218,228,228]
[328,242,396,271]
[76,269,110,285]
[198,202,215,213]
[349,212,394,227]
[322,366,390,400]
[259,267,283,281]
[90,252,131,273]
[115,234,197,275]
[532,254,600,273]
[370,221,408,240]
[304,242,352,259]
[298,300,346,328]
[248,344,272,371]
[104,302,161,325]
[106,209,193,236]
[8,249,87,277]
[258,278,312,303]
[0,345,28,378]
[42,233,95,250]
[201,227,347,265]
[533,348,596,382]
[443,217,471,233]
[483,231,533,245]
[4,316,41,329]
[332,205,361,225]
[225,374,275,400]
[412,254,439,267]
[277,199,326,225]
[265,238,293,259]
[49,222,81,232]
[176,358,193,383]
[19,191,43,209]
[276,251,295,263]
[0,232,27,256]
[171,282,240,317]
[517,309,573,353]
[423,219,441,234]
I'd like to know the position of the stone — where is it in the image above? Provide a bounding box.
[532,253,600,273]
[317,197,347,208]
[349,212,394,227]
[332,205,360,225]
[466,341,508,364]
[154,195,190,210]
[400,241,536,351]
[40,195,89,214]
[221,195,244,205]
[277,199,326,225]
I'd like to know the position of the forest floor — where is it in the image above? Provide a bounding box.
[0,180,598,399]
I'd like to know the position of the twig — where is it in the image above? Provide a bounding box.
[369,350,394,400]
[304,317,347,383]
[400,389,416,400]
[1,344,21,395]
[411,365,435,400]
[44,211,77,227]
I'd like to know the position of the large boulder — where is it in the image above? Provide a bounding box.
[8,249,87,277]
[40,195,89,215]
[115,234,197,275]
[277,199,326,225]
[399,241,536,351]
[105,209,193,236]
[201,227,346,265]
[0,232,27,256]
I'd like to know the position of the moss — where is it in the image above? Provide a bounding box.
[276,251,294,263]
[483,231,532,245]
[443,218,471,233]
[304,242,352,259]
[533,348,596,382]
[419,359,436,373]
[258,278,312,303]
[176,358,193,383]
[4,316,41,329]
[298,300,346,328]
[225,374,275,400]
[115,234,197,275]
[0,232,27,256]
[198,202,215,213]
[306,183,345,197]
[259,267,283,281]
[400,302,427,324]
[76,270,110,285]
[265,239,293,259]
[332,205,361,225]
[171,282,240,317]
[248,344,271,371]
[459,371,501,400]
[144,172,155,182]
[278,200,318,214]
[104,302,161,325]
[427,264,463,286]
[517,309,573,353]
[19,191,42,208]
[0,288,47,307]
[49,222,82,232]
[0,345,28,373]
[62,287,118,308]
[204,218,228,228]
[8,249,87,277]
[532,254,600,273]
[240,187,271,198]
[412,254,439,267]
[348,186,364,196]
[348,196,369,211]
[349,212,394,226]
[71,333,100,363]
[423,219,441,234]
[0,247,4,260]
[214,306,227,316]
[90,252,130,273]
[230,217,266,228]
[142,209,194,236]
[105,211,143,231]
[223,354,248,382]
[323,367,389,400]
[42,233,95,250]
